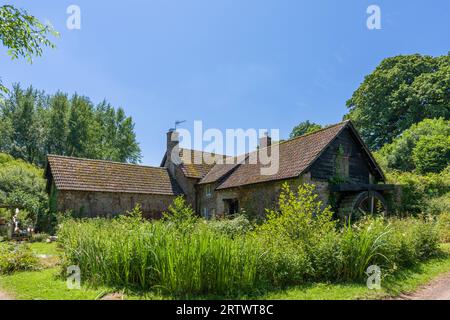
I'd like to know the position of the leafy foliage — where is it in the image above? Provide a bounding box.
[0,153,48,229]
[375,118,450,173]
[289,121,322,139]
[0,243,40,274]
[0,84,142,166]
[0,4,58,93]
[346,54,450,150]
[163,196,197,228]
[58,185,442,296]
[412,134,450,174]
[207,214,253,238]
[386,167,450,215]
[260,183,335,245]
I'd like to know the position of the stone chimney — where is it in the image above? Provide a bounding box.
[166,129,180,167]
[260,132,272,149]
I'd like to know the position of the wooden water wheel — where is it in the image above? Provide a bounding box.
[338,191,388,221]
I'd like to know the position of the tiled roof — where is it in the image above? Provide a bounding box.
[215,121,349,190]
[178,149,227,179]
[47,155,182,195]
[199,162,240,184]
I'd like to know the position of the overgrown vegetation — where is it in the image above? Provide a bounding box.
[384,167,449,216]
[0,242,40,274]
[375,118,450,174]
[0,153,49,231]
[58,186,442,297]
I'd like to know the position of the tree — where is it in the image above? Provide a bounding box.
[0,153,48,229]
[67,94,96,158]
[0,84,142,166]
[0,5,57,93]
[45,92,70,156]
[0,84,47,164]
[412,135,450,174]
[375,118,450,173]
[346,54,450,150]
[114,108,141,163]
[290,121,322,139]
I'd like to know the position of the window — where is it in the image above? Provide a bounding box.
[202,208,209,218]
[205,185,213,198]
[335,145,349,179]
[336,155,349,178]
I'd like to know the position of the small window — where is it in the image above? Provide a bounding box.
[205,185,213,198]
[336,155,349,178]
[202,208,209,218]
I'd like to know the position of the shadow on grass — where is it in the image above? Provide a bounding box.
[381,249,450,296]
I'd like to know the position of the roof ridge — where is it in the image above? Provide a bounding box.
[277,120,350,146]
[181,121,350,161]
[180,148,227,158]
[47,154,167,171]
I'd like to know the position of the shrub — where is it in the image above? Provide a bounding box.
[259,183,335,247]
[256,237,311,288]
[0,243,40,274]
[437,212,450,243]
[375,118,450,173]
[162,196,197,230]
[30,233,50,243]
[426,192,450,216]
[413,134,450,174]
[0,153,49,231]
[207,214,253,238]
[387,169,449,215]
[412,216,440,259]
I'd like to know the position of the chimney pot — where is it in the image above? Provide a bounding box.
[260,133,272,149]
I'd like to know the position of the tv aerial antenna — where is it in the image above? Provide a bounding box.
[174,120,186,130]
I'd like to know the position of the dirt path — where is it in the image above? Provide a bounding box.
[396,271,450,300]
[0,291,14,300]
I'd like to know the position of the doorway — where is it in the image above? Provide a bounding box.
[223,199,239,215]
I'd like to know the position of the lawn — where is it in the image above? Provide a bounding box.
[1,243,449,300]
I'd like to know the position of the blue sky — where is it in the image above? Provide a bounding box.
[1,0,449,165]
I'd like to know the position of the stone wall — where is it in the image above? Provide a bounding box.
[206,174,330,218]
[56,190,177,219]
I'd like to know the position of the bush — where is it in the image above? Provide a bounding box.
[375,118,450,173]
[437,212,450,243]
[30,233,50,243]
[207,214,253,238]
[0,243,40,274]
[387,169,449,215]
[256,237,311,287]
[413,134,450,174]
[426,192,450,216]
[0,153,49,231]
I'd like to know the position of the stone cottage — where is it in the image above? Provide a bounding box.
[45,120,393,219]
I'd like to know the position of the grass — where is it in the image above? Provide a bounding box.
[1,244,449,300]
[29,242,61,256]
[263,243,450,300]
[0,268,110,300]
